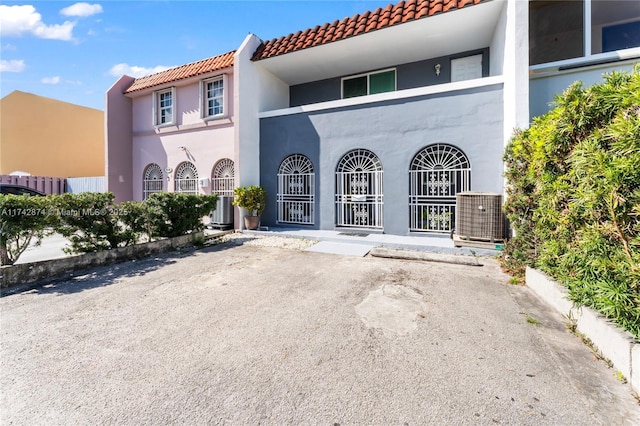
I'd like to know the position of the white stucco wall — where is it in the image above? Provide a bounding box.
[502,0,530,143]
[489,0,507,77]
[234,34,289,188]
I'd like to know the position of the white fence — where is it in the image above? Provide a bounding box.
[66,176,106,194]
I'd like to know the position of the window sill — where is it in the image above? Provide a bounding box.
[146,117,233,135]
[154,122,176,130]
[203,114,229,123]
[529,48,640,77]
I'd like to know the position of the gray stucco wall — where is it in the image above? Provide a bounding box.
[529,61,637,119]
[260,83,504,235]
[290,48,490,107]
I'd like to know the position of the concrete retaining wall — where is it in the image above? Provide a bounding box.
[1,232,205,290]
[526,267,639,394]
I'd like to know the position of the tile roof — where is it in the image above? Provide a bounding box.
[124,50,235,94]
[252,0,484,61]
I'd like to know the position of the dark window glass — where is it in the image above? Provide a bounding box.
[369,70,395,94]
[343,76,367,98]
[530,0,584,65]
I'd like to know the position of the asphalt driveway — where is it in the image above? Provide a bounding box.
[1,237,638,425]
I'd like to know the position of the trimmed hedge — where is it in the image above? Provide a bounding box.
[503,66,640,338]
[145,192,218,238]
[0,192,218,265]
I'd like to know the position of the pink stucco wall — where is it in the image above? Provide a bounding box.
[128,72,236,201]
[105,75,135,202]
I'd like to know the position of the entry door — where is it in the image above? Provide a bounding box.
[409,144,471,232]
[335,149,383,229]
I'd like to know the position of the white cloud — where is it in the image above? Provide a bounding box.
[0,5,75,41]
[109,63,173,78]
[0,59,25,73]
[1,43,17,51]
[60,3,103,18]
[32,21,76,40]
[41,76,61,84]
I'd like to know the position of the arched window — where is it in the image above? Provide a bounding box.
[409,143,471,232]
[277,154,315,225]
[211,158,235,196]
[175,162,198,195]
[143,163,163,200]
[335,149,383,229]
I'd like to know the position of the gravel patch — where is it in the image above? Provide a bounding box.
[219,232,318,250]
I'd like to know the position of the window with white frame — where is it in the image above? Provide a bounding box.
[153,88,175,126]
[202,75,226,118]
[530,0,640,66]
[342,69,396,99]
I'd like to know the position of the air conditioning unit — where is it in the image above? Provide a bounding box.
[198,178,210,188]
[455,192,505,247]
[209,196,234,229]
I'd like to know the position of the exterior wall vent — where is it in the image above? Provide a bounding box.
[454,192,505,246]
[198,178,210,188]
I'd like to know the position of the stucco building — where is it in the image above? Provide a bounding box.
[0,91,104,177]
[105,0,639,235]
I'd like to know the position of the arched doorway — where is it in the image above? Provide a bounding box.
[335,149,383,229]
[409,143,470,232]
[277,154,315,225]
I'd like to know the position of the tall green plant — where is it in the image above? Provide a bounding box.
[0,194,58,265]
[233,185,266,216]
[503,66,640,337]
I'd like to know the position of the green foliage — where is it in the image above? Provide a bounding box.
[1,192,219,262]
[232,185,266,216]
[145,192,218,238]
[55,192,138,253]
[0,194,58,265]
[503,66,640,338]
[119,200,153,242]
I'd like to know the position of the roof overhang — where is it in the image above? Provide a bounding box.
[123,66,233,98]
[256,0,504,85]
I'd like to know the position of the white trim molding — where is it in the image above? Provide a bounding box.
[259,75,504,119]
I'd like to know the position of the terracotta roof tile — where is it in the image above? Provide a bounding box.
[124,50,235,94]
[253,0,484,61]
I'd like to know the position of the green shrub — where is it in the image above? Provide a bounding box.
[120,200,153,242]
[55,192,139,253]
[503,66,640,337]
[0,194,58,265]
[145,192,218,238]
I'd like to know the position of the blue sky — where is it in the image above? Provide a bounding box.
[0,1,389,111]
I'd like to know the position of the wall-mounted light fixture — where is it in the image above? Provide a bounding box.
[435,64,441,76]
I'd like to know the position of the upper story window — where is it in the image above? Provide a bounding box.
[530,0,640,66]
[201,75,227,119]
[342,69,396,99]
[451,55,483,82]
[153,87,175,126]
